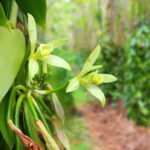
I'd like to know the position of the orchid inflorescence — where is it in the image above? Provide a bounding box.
[7,14,117,150]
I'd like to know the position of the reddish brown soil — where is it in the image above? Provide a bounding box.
[78,100,150,150]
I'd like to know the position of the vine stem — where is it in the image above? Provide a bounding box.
[32,93,53,116]
[27,91,39,122]
[9,0,18,27]
[34,81,69,95]
[7,85,27,121]
[30,95,51,134]
[15,94,25,150]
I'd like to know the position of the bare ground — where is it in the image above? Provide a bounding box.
[78,100,150,150]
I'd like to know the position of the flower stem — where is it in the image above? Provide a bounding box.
[30,95,51,134]
[34,81,69,95]
[7,85,26,121]
[32,93,53,117]
[15,94,25,150]
[23,100,32,138]
[27,92,39,122]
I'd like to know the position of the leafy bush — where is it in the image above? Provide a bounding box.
[124,21,150,126]
[97,40,125,101]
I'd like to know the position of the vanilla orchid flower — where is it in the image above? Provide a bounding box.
[66,45,117,107]
[27,14,71,80]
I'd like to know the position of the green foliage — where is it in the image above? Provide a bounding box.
[124,21,150,126]
[0,26,25,102]
[16,0,47,26]
[0,3,9,28]
[97,40,125,100]
[0,0,12,18]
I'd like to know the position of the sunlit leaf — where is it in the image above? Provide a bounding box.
[41,55,71,71]
[0,27,25,102]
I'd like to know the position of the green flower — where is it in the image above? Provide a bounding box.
[27,14,71,80]
[66,45,117,107]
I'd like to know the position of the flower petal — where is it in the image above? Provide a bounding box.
[28,14,37,54]
[52,93,65,125]
[99,74,117,83]
[50,38,67,48]
[28,58,39,79]
[85,84,106,107]
[66,77,80,93]
[79,65,102,77]
[41,55,71,71]
[81,44,100,74]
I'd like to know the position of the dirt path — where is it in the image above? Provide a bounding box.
[78,101,150,150]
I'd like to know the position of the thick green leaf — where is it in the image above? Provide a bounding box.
[0,3,9,28]
[0,94,15,148]
[0,27,25,102]
[16,0,47,26]
[0,0,12,19]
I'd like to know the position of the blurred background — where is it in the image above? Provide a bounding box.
[39,0,150,149]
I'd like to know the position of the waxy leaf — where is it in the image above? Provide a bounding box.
[16,0,47,26]
[0,27,25,102]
